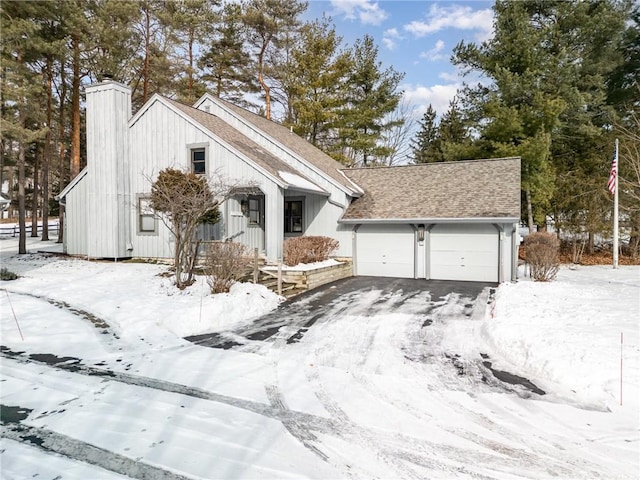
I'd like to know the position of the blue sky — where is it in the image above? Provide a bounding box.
[304,0,495,117]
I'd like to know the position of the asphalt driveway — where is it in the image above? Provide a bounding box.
[186,276,496,349]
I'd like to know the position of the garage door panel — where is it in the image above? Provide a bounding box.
[430,224,498,282]
[356,225,414,278]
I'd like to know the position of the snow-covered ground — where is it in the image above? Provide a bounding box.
[1,236,639,479]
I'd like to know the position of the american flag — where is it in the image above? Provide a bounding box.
[607,143,618,195]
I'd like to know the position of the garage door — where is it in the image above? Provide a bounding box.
[356,224,414,278]
[430,224,498,282]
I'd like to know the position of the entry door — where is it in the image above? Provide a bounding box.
[356,224,414,278]
[430,224,498,282]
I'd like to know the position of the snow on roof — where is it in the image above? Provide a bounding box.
[278,170,326,194]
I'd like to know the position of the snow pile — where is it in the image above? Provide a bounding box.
[262,258,342,271]
[484,265,640,410]
[1,243,283,342]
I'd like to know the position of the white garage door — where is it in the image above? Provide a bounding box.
[356,224,415,278]
[430,224,498,282]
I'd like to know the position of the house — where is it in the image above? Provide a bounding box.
[58,80,521,283]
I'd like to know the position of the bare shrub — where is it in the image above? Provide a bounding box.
[204,242,251,294]
[525,233,560,281]
[283,236,339,266]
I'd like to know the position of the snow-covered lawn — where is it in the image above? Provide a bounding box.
[1,236,639,479]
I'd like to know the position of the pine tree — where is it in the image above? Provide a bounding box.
[243,0,308,120]
[410,105,441,163]
[167,0,219,105]
[199,2,258,107]
[334,35,404,166]
[283,17,352,148]
[453,0,630,232]
[131,0,178,108]
[0,1,48,253]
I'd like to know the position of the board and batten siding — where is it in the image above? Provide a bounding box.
[127,99,283,260]
[63,175,88,255]
[284,189,353,257]
[85,82,132,258]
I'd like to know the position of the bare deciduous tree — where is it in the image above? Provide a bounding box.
[377,98,417,166]
[616,108,640,256]
[149,168,236,289]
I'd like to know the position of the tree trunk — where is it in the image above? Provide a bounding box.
[629,211,640,259]
[0,66,6,196]
[143,1,150,104]
[30,143,41,237]
[42,59,53,241]
[188,30,195,101]
[57,60,68,244]
[71,34,81,178]
[588,231,594,254]
[257,41,271,120]
[18,141,26,254]
[526,188,535,233]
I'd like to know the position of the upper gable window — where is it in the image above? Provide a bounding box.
[192,148,206,175]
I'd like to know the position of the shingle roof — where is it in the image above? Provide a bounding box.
[340,157,521,221]
[211,97,361,196]
[165,98,327,194]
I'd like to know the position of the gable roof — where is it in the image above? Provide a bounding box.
[197,94,362,197]
[56,167,88,201]
[160,98,328,195]
[340,157,521,222]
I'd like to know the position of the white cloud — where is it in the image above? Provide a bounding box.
[404,4,493,41]
[382,27,402,50]
[330,0,388,26]
[384,27,400,38]
[419,39,445,61]
[438,71,460,82]
[382,37,396,50]
[402,83,461,117]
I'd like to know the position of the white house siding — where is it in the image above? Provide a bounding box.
[63,177,88,256]
[85,82,131,258]
[224,196,264,251]
[284,189,353,257]
[127,99,283,261]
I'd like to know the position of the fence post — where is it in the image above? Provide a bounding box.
[253,248,259,283]
[277,260,282,296]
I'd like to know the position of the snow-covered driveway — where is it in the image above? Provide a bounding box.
[1,246,638,479]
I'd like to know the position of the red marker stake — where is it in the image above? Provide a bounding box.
[620,332,623,406]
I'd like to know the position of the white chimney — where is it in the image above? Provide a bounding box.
[85,81,132,259]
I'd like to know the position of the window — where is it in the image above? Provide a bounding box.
[248,195,263,226]
[285,200,303,234]
[137,196,157,235]
[191,148,206,175]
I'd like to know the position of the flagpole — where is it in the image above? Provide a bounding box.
[613,138,619,269]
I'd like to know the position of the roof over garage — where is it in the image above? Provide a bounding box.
[340,157,521,223]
